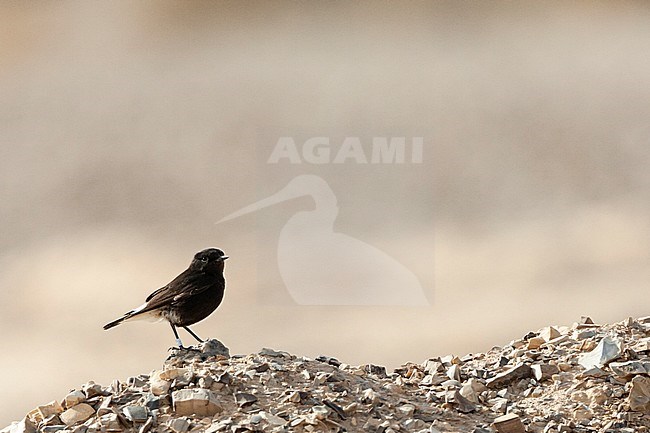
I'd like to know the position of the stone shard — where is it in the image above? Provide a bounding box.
[450,390,476,413]
[527,336,545,350]
[27,401,63,425]
[493,413,526,433]
[459,378,486,403]
[122,406,148,423]
[166,339,230,364]
[167,418,190,433]
[234,392,258,407]
[578,336,622,369]
[531,363,560,381]
[172,389,221,417]
[609,360,650,378]
[539,326,561,342]
[62,391,86,409]
[60,404,95,426]
[629,376,650,412]
[486,363,533,389]
[447,364,461,381]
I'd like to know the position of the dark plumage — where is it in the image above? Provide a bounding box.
[103,248,228,348]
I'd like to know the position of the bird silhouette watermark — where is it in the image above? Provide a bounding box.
[217,175,429,306]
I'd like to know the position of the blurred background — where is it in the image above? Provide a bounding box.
[1,1,650,426]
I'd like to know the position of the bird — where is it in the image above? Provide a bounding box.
[217,175,428,306]
[103,248,228,348]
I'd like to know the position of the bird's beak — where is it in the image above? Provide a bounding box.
[219,256,229,261]
[216,181,306,224]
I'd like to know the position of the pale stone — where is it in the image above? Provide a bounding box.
[260,411,286,426]
[539,326,561,342]
[493,413,526,433]
[446,364,461,381]
[573,405,593,421]
[122,406,148,423]
[63,391,86,409]
[578,336,622,369]
[460,378,486,403]
[586,387,608,405]
[609,360,650,378]
[311,406,329,420]
[397,404,415,417]
[167,418,190,433]
[486,363,532,389]
[28,401,63,424]
[172,389,221,417]
[527,336,545,350]
[629,376,650,412]
[60,403,95,426]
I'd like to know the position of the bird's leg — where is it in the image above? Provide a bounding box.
[170,323,184,349]
[183,326,204,343]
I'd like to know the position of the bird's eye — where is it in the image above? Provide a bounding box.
[201,256,208,262]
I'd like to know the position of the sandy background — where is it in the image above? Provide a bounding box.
[1,1,649,426]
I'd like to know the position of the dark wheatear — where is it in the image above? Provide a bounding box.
[103,248,228,348]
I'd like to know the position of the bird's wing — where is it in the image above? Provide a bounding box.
[135,271,215,315]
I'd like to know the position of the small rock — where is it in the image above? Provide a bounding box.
[540,326,561,342]
[361,388,379,405]
[448,390,476,413]
[486,363,533,389]
[172,389,221,416]
[460,378,486,403]
[609,360,650,378]
[27,401,63,425]
[578,336,622,369]
[447,364,461,381]
[531,364,560,381]
[259,348,288,357]
[572,404,593,421]
[629,375,650,412]
[234,392,258,408]
[167,418,190,433]
[81,382,106,399]
[578,366,608,378]
[260,411,286,426]
[403,418,426,429]
[199,339,230,358]
[586,387,607,406]
[60,404,95,426]
[98,413,122,432]
[311,405,330,420]
[490,397,509,414]
[63,391,86,409]
[397,403,415,417]
[527,337,545,350]
[493,413,526,433]
[122,406,148,423]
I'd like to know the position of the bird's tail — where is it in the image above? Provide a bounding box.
[103,316,127,330]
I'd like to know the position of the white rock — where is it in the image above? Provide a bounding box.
[539,326,561,342]
[578,336,622,369]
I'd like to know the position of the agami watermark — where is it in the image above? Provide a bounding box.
[268,137,424,164]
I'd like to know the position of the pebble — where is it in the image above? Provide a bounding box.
[60,404,95,426]
[172,389,221,416]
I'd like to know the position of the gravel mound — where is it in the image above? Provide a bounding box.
[4,316,650,433]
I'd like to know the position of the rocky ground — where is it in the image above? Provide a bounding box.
[4,316,650,433]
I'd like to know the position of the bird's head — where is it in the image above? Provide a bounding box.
[191,248,229,273]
